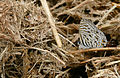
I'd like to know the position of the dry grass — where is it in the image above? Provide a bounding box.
[0,0,120,78]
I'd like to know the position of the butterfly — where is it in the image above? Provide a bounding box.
[78,19,107,49]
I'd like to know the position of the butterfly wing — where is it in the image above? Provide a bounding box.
[79,19,107,49]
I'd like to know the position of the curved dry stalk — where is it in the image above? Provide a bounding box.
[29,47,66,65]
[58,0,94,15]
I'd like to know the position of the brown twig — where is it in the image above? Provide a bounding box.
[55,68,71,78]
[69,47,120,54]
[50,0,65,11]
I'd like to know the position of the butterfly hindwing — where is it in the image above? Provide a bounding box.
[79,19,107,49]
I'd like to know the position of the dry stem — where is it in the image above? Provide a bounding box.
[96,5,117,27]
[40,0,62,47]
[69,47,120,54]
[50,0,65,11]
[0,47,8,61]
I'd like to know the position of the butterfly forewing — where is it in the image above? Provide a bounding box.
[79,19,107,49]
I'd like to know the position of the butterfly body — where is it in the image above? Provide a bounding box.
[79,19,107,49]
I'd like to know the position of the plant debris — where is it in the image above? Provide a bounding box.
[0,0,120,78]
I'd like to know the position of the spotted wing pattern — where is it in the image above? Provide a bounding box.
[79,19,107,49]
